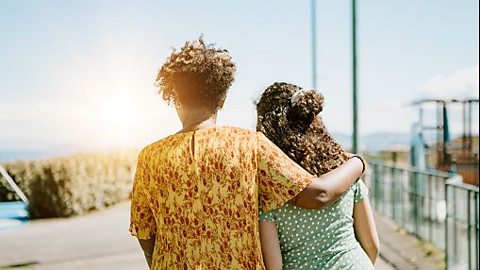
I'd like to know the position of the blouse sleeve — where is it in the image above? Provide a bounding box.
[258,205,276,224]
[354,179,370,204]
[256,132,313,212]
[129,149,157,239]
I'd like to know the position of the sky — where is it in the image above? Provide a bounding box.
[0,0,478,156]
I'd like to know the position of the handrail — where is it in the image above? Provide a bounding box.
[0,164,29,204]
[369,160,452,178]
[446,176,479,192]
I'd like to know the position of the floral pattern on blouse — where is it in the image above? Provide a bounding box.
[129,126,312,269]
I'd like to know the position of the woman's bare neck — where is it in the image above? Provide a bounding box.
[178,107,217,133]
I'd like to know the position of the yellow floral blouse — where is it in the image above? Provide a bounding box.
[129,126,312,269]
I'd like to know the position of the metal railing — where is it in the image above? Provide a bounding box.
[367,162,479,270]
[446,180,479,270]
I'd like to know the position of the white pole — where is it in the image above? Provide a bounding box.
[311,0,317,89]
[0,164,29,204]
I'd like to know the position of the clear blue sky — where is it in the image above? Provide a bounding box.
[0,0,478,154]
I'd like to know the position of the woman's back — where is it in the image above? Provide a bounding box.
[130,126,313,269]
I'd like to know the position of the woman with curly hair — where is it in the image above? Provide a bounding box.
[257,82,379,270]
[129,38,366,270]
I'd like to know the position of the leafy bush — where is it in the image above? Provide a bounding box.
[0,151,137,218]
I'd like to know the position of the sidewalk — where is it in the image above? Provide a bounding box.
[374,211,444,270]
[0,203,396,270]
[0,203,145,270]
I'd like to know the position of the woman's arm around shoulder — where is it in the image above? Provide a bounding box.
[291,156,366,209]
[255,132,365,211]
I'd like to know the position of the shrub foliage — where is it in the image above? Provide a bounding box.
[0,152,137,218]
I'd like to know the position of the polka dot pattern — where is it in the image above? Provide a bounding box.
[259,180,373,269]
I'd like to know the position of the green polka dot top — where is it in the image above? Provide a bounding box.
[259,180,374,270]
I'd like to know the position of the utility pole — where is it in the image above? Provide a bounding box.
[352,0,359,153]
[311,0,317,89]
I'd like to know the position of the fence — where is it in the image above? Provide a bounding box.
[446,180,479,270]
[367,162,479,270]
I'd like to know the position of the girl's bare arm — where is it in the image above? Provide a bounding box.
[353,198,380,263]
[259,221,282,270]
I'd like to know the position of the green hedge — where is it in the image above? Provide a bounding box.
[0,151,137,218]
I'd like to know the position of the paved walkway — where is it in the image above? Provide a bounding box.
[374,212,444,270]
[0,203,145,270]
[0,203,395,270]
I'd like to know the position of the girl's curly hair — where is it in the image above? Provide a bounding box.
[155,37,236,111]
[256,82,350,176]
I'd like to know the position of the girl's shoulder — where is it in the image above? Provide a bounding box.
[352,179,369,204]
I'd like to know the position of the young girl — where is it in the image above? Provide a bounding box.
[256,82,379,270]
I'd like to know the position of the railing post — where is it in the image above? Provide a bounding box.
[380,165,385,214]
[453,186,458,264]
[467,190,471,270]
[402,169,407,228]
[427,174,433,243]
[391,166,395,221]
[475,192,478,270]
[373,163,379,208]
[413,170,419,237]
[445,181,449,269]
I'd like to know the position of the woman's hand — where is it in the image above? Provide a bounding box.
[345,152,367,175]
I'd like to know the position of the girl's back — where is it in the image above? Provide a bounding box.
[260,181,373,269]
[256,82,379,269]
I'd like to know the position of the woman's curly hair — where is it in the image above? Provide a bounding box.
[155,37,236,111]
[256,82,350,176]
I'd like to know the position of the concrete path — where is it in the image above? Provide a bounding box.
[0,203,395,270]
[374,212,444,270]
[0,203,145,270]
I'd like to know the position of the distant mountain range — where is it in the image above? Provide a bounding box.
[332,132,479,152]
[5,132,474,162]
[331,132,410,152]
[0,150,67,163]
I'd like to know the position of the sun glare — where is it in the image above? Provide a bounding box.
[64,41,156,150]
[88,90,180,151]
[51,34,182,151]
[95,94,139,149]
